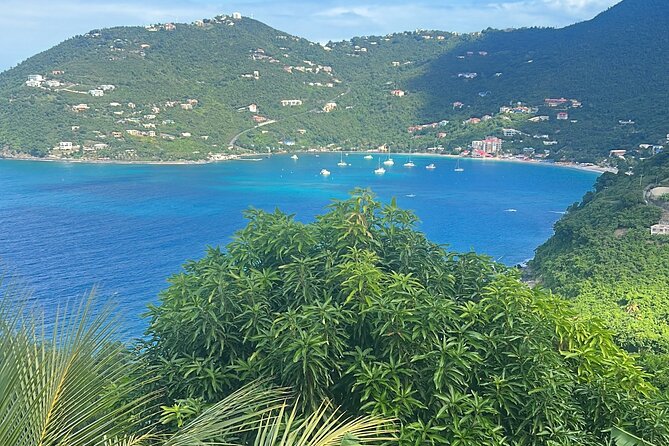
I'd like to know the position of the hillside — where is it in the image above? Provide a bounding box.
[530,152,669,389]
[0,0,667,162]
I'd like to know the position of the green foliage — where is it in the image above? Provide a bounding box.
[1,0,668,161]
[144,189,669,445]
[531,152,669,400]
[0,285,391,446]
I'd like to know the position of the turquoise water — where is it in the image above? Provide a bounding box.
[0,154,598,337]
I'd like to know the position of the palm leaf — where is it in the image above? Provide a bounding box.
[0,287,155,446]
[252,399,394,446]
[611,427,656,446]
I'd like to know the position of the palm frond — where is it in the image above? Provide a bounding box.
[164,382,288,446]
[611,427,656,446]
[252,399,395,446]
[0,287,156,446]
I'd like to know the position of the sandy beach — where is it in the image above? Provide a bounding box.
[0,150,615,174]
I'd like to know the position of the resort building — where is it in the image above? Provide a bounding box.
[472,136,503,154]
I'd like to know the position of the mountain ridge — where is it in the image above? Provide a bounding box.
[0,0,667,162]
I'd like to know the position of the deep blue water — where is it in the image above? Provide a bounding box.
[0,154,598,338]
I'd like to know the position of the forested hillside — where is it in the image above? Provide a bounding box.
[531,152,669,391]
[0,0,667,162]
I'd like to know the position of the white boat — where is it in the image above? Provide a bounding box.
[337,152,347,167]
[504,208,517,212]
[364,154,373,160]
[374,158,386,175]
[404,149,415,167]
[454,159,464,172]
[426,163,436,170]
[383,155,394,166]
[290,154,299,160]
[320,169,331,176]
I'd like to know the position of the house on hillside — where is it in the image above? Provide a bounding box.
[322,102,337,112]
[390,89,405,97]
[72,104,89,112]
[503,128,522,137]
[232,12,242,19]
[557,112,569,120]
[544,98,568,107]
[651,224,669,235]
[609,149,627,158]
[281,99,303,106]
[248,103,258,113]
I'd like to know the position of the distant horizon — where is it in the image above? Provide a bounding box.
[0,0,620,72]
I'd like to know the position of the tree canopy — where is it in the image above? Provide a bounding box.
[144,189,669,445]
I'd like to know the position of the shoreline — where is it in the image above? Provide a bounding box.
[0,150,614,174]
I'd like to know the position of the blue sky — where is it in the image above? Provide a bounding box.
[0,0,620,71]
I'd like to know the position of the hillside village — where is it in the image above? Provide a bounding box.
[1,4,668,164]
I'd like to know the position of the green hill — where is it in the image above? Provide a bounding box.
[530,152,669,390]
[0,0,667,162]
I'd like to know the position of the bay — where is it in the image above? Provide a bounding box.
[0,153,598,338]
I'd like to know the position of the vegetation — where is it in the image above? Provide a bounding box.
[0,0,667,161]
[142,189,669,445]
[0,286,391,446]
[531,152,669,393]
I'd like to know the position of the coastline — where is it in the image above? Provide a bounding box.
[0,150,614,174]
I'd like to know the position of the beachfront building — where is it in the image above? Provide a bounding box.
[472,136,503,154]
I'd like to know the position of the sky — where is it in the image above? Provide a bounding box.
[0,0,620,72]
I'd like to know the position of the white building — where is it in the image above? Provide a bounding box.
[322,102,337,113]
[44,80,61,87]
[59,142,73,149]
[25,79,42,87]
[89,89,104,97]
[651,224,669,235]
[281,99,303,106]
[232,12,242,19]
[99,84,116,91]
[28,74,44,82]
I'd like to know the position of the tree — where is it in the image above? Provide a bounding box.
[144,189,669,445]
[0,283,392,446]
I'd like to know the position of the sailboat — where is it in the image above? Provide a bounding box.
[337,152,348,167]
[374,158,386,175]
[383,154,394,166]
[290,154,299,160]
[403,149,415,167]
[454,159,464,172]
[363,154,373,160]
[320,168,331,176]
[425,163,436,170]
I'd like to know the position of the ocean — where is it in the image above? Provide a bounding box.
[0,153,598,338]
